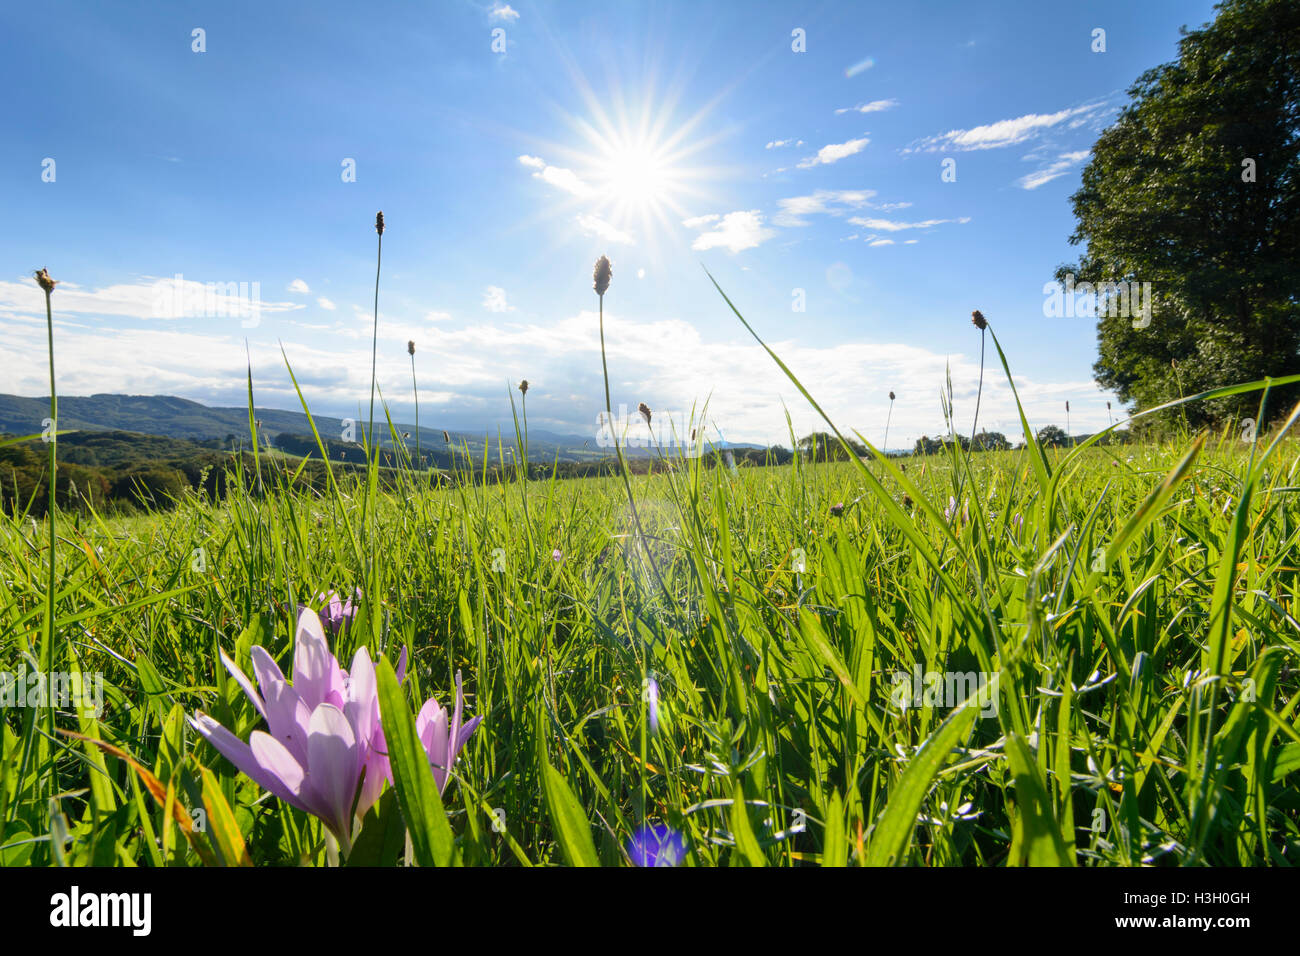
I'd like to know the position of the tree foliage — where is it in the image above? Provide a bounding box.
[1060,0,1299,429]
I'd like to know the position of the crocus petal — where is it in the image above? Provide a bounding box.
[250,645,287,697]
[219,648,266,721]
[415,698,445,753]
[189,713,303,810]
[449,671,465,774]
[394,646,408,684]
[344,646,377,767]
[293,607,345,710]
[357,741,389,818]
[415,698,450,791]
[305,703,360,840]
[261,676,313,766]
[453,714,483,761]
[249,730,309,809]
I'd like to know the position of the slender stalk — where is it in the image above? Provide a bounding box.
[363,213,384,640]
[368,223,384,453]
[39,272,57,723]
[410,351,420,472]
[883,396,894,454]
[970,330,985,452]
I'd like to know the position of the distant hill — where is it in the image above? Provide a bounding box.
[0,393,763,462]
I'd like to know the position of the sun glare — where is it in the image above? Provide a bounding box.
[507,53,735,256]
[599,143,672,208]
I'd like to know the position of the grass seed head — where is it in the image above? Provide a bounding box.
[408,339,415,356]
[375,211,385,236]
[638,402,652,426]
[594,255,612,296]
[971,309,987,330]
[519,379,529,395]
[34,268,57,294]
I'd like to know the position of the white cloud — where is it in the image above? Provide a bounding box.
[0,275,302,322]
[686,211,776,253]
[835,99,898,115]
[0,285,1120,447]
[907,105,1100,152]
[765,138,804,149]
[517,154,593,198]
[1017,150,1092,190]
[317,297,336,310]
[482,286,513,312]
[637,269,646,279]
[774,189,877,226]
[489,3,519,21]
[798,136,870,168]
[288,278,310,294]
[425,310,452,322]
[681,213,720,229]
[868,239,895,246]
[576,214,634,245]
[848,215,971,232]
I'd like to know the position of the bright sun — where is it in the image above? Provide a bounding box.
[511,70,727,253]
[598,144,672,208]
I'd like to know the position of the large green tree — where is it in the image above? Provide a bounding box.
[1060,0,1299,430]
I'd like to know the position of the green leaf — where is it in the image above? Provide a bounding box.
[199,765,253,866]
[134,651,167,697]
[347,789,407,867]
[1005,733,1073,866]
[866,699,980,866]
[537,736,600,867]
[376,657,453,867]
[822,791,849,867]
[729,781,767,867]
[797,608,867,710]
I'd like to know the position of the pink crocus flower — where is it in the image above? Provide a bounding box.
[944,496,958,522]
[414,671,482,794]
[315,587,362,635]
[190,606,405,850]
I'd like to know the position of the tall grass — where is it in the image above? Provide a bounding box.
[2,255,1299,867]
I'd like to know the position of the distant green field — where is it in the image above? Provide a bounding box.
[2,418,1298,865]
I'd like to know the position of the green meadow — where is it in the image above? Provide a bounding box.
[2,313,1299,865]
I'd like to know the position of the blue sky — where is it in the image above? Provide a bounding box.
[1,0,1219,447]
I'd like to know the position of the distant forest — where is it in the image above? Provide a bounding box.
[0,429,799,517]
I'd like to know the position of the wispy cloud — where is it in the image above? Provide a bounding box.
[834,99,898,115]
[576,214,634,245]
[0,276,301,321]
[907,104,1101,152]
[681,213,720,229]
[685,211,775,253]
[517,154,593,198]
[489,3,519,21]
[773,189,877,226]
[1018,150,1091,190]
[847,215,971,232]
[317,296,336,310]
[482,286,514,312]
[765,138,804,149]
[288,278,310,294]
[797,136,870,168]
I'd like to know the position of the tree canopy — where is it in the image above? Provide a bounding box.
[1060,0,1299,430]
